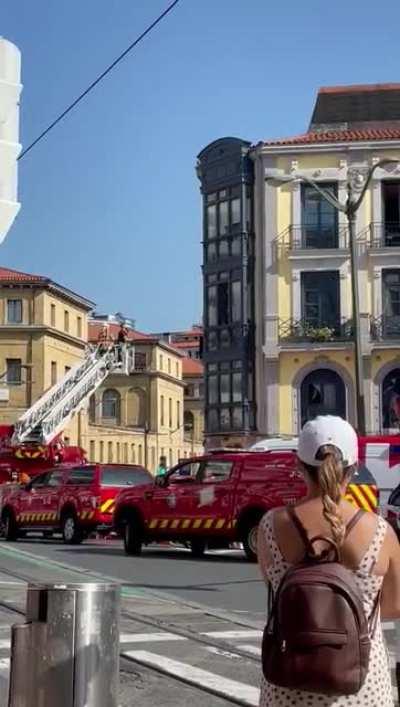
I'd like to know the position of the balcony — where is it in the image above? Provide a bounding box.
[370,315,400,341]
[369,223,400,249]
[288,225,349,251]
[278,318,353,345]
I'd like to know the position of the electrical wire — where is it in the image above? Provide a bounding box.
[18,0,182,161]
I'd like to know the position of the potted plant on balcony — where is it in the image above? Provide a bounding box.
[305,325,335,342]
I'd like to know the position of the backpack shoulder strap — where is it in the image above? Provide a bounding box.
[344,509,365,538]
[287,506,312,552]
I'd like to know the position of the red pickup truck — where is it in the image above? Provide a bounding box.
[0,463,152,544]
[113,443,383,561]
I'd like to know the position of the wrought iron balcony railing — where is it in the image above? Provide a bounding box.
[370,315,400,340]
[287,225,349,251]
[279,318,353,343]
[369,222,400,248]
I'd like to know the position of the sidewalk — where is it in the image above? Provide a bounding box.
[0,574,398,706]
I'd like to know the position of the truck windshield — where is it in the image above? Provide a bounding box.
[353,464,376,484]
[100,466,150,487]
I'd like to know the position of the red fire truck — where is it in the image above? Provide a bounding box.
[113,436,400,561]
[0,346,120,484]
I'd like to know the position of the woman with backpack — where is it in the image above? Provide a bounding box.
[258,415,400,706]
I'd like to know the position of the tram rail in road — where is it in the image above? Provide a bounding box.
[0,548,264,707]
[0,541,398,706]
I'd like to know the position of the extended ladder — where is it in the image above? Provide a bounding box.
[12,347,122,445]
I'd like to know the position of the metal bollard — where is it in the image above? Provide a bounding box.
[8,582,120,707]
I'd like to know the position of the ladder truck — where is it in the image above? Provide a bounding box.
[0,345,127,483]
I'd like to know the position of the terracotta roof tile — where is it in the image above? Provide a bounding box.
[174,340,201,349]
[88,322,151,342]
[319,83,400,95]
[263,127,400,147]
[182,358,204,376]
[0,267,47,283]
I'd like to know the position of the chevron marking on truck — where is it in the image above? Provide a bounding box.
[80,511,95,520]
[147,518,229,530]
[28,512,53,521]
[345,484,378,512]
[100,499,115,514]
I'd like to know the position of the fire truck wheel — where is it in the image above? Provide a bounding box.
[62,513,83,545]
[190,539,206,558]
[3,510,18,542]
[123,519,143,556]
[242,522,259,562]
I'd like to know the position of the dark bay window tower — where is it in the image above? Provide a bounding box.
[196,138,255,445]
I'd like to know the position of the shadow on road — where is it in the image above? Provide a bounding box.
[52,545,250,564]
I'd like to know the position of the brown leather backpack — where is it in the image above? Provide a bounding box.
[262,507,380,696]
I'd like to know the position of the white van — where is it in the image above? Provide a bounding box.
[248,437,298,452]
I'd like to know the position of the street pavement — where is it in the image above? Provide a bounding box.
[0,536,398,706]
[10,536,265,616]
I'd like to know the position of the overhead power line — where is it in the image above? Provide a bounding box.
[18,0,182,161]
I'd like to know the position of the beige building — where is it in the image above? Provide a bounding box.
[0,267,92,444]
[182,357,205,452]
[87,319,203,470]
[251,83,400,436]
[0,271,203,470]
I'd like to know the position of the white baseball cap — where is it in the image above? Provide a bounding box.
[297,415,358,468]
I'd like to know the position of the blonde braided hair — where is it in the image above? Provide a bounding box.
[316,445,346,547]
[303,444,350,547]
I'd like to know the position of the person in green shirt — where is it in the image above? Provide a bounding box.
[156,455,168,477]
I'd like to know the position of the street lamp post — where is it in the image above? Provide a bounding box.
[268,158,400,434]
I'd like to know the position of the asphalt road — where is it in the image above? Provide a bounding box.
[7,536,267,619]
[0,536,398,706]
[0,537,267,706]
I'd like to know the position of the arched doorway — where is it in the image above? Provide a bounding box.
[382,368,400,431]
[300,369,346,427]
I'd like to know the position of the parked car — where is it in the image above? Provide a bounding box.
[114,443,381,562]
[1,463,152,544]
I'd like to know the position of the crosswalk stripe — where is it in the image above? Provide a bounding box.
[0,633,186,649]
[383,621,396,630]
[203,630,262,640]
[120,633,186,644]
[123,650,259,706]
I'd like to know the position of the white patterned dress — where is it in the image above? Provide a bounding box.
[259,511,393,707]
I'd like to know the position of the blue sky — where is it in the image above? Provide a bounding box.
[2,0,400,330]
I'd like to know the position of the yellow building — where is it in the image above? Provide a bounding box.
[0,266,92,443]
[182,357,205,452]
[85,319,203,471]
[251,83,400,436]
[0,271,203,470]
